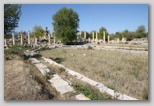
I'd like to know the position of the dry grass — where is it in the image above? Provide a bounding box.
[40,48,148,100]
[38,58,112,100]
[4,53,61,100]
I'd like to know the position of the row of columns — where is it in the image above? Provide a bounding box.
[6,30,54,46]
[81,31,110,43]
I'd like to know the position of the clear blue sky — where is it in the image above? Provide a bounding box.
[16,4,148,34]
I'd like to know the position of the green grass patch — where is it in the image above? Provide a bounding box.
[87,46,93,50]
[72,83,112,100]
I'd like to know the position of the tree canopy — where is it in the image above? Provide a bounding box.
[4,4,22,36]
[98,27,108,40]
[110,25,148,41]
[32,25,44,38]
[52,7,79,44]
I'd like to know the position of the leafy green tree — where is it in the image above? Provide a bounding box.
[122,29,129,38]
[98,27,108,40]
[32,25,44,38]
[4,4,22,36]
[89,30,96,39]
[135,25,146,38]
[52,7,79,44]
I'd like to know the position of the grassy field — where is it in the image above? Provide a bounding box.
[40,48,148,100]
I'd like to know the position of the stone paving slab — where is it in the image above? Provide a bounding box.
[50,74,61,80]
[48,74,74,95]
[76,93,90,100]
[48,78,69,87]
[34,63,47,69]
[55,85,74,95]
[29,58,41,64]
[43,68,50,73]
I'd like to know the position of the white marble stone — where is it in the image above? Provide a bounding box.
[80,77,99,86]
[76,93,90,100]
[34,63,47,69]
[95,83,108,93]
[48,74,74,94]
[29,58,41,64]
[38,69,47,75]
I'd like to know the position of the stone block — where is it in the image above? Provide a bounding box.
[29,58,40,64]
[95,83,108,93]
[81,77,98,86]
[38,69,46,75]
[48,78,69,88]
[34,63,47,69]
[76,93,90,100]
[55,85,74,94]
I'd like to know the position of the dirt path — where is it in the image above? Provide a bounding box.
[4,55,56,100]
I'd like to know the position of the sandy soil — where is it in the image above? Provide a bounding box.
[4,55,55,100]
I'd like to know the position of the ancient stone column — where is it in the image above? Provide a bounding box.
[20,31,23,45]
[84,31,86,39]
[95,32,98,44]
[117,38,120,43]
[96,32,98,39]
[28,30,30,45]
[92,32,94,42]
[54,34,56,45]
[35,38,37,45]
[12,30,15,45]
[103,31,105,43]
[108,35,110,43]
[48,33,51,44]
[4,38,7,46]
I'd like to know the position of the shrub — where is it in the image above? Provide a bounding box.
[87,46,93,50]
